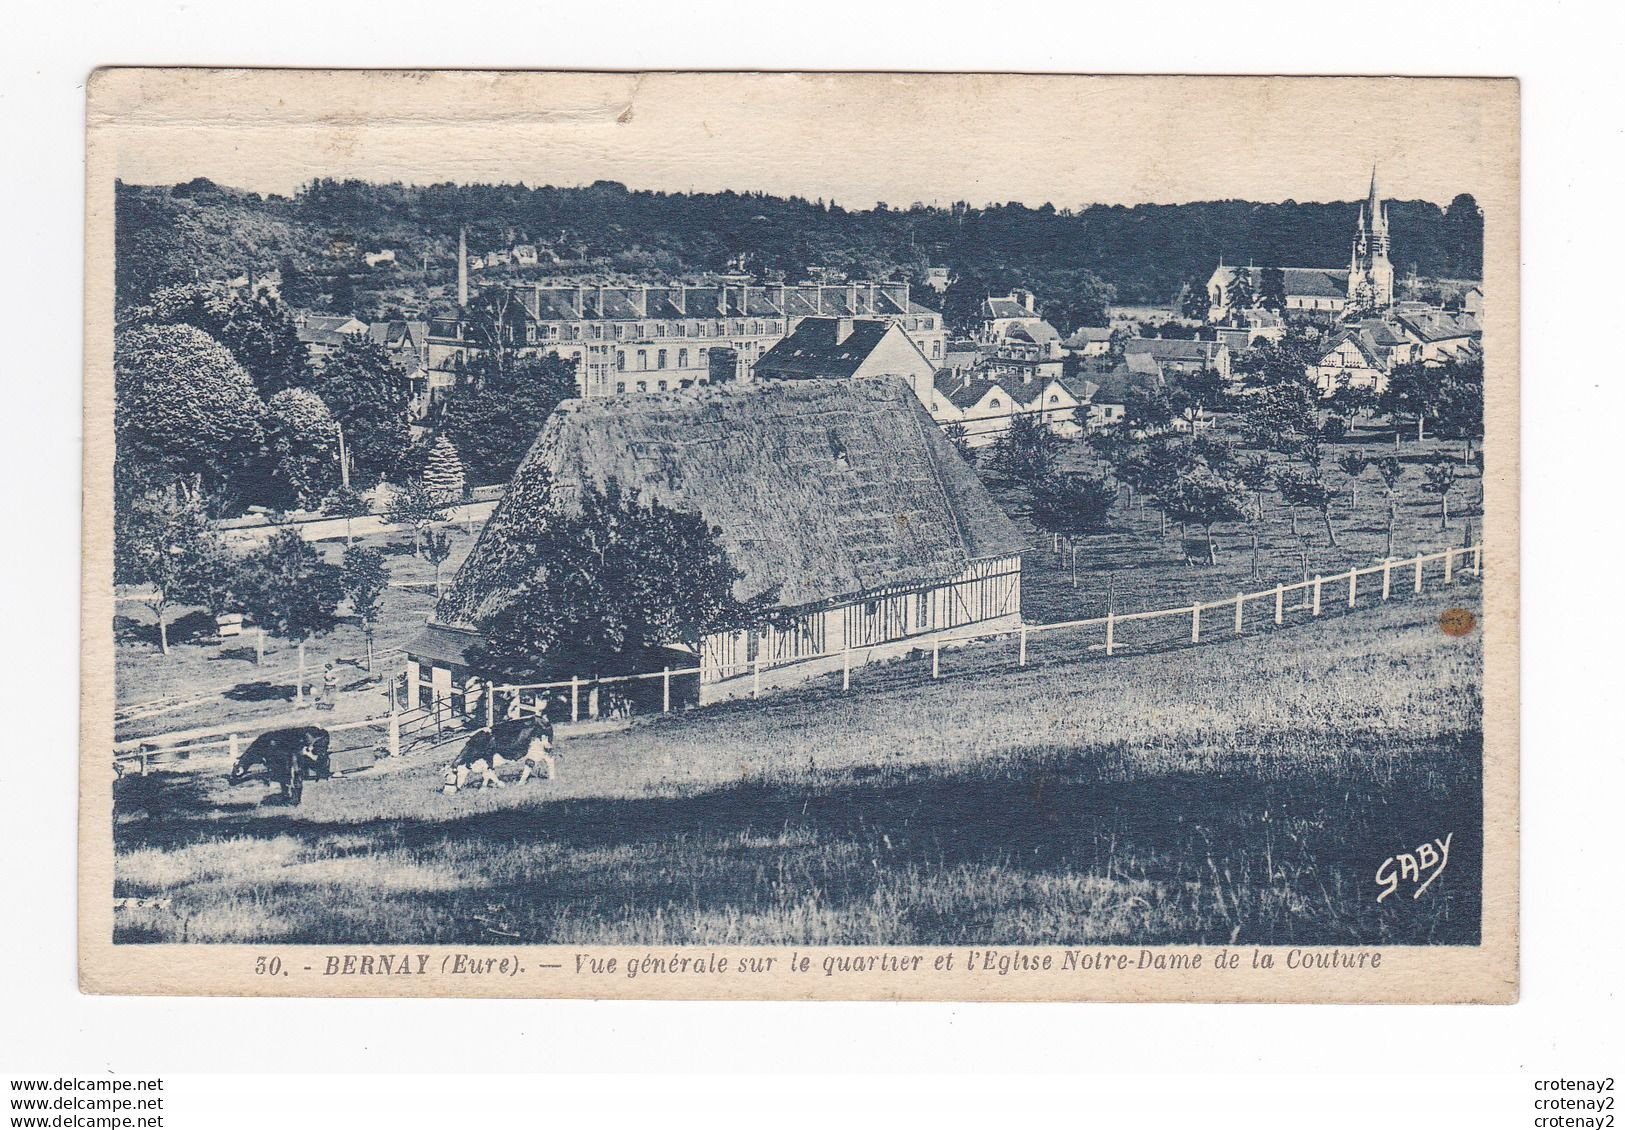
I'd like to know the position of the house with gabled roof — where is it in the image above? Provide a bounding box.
[410,378,1025,707]
[752,317,936,405]
[1394,309,1482,365]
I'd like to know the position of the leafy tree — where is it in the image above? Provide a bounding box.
[1336,452,1371,510]
[326,271,358,316]
[340,545,388,670]
[276,255,318,307]
[436,352,577,485]
[236,529,345,703]
[1162,466,1246,565]
[1028,472,1116,537]
[1277,466,1338,546]
[310,338,414,486]
[384,480,450,547]
[1434,355,1485,457]
[115,323,267,507]
[124,284,309,396]
[1372,456,1408,558]
[1121,385,1175,435]
[1180,279,1212,321]
[322,483,372,546]
[1170,368,1229,430]
[420,528,454,599]
[114,483,234,654]
[263,387,340,509]
[1245,379,1320,457]
[1380,361,1443,445]
[943,422,976,465]
[1236,454,1274,521]
[1421,459,1459,529]
[1327,380,1378,431]
[989,412,1062,488]
[421,436,467,502]
[473,481,777,680]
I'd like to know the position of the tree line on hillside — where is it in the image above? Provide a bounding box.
[115,178,1484,330]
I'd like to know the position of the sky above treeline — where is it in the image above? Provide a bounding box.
[98,72,1513,210]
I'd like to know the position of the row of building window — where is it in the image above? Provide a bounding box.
[615,377,699,394]
[528,314,936,344]
[616,347,706,372]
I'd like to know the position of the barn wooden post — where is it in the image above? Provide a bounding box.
[1347,569,1357,608]
[662,667,671,714]
[1018,622,1027,667]
[1233,593,1243,636]
[1444,547,1455,585]
[752,657,761,699]
[1311,575,1322,617]
[1382,560,1392,601]
[1413,554,1424,594]
[1105,611,1115,656]
[1190,603,1201,643]
[842,644,851,691]
[570,676,580,723]
[1274,584,1284,625]
[931,637,940,679]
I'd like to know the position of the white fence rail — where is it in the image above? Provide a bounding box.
[113,542,1481,773]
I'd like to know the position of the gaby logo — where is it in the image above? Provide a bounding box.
[1375,833,1453,903]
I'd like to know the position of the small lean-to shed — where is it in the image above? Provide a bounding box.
[414,377,1025,705]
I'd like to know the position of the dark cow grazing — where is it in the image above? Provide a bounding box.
[227,726,332,805]
[443,715,555,794]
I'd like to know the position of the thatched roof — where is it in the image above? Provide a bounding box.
[436,378,1024,627]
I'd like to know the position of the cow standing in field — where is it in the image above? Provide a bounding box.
[227,726,332,806]
[442,710,555,794]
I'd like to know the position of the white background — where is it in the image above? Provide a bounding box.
[1,2,1619,1125]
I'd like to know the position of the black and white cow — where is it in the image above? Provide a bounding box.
[442,715,555,794]
[227,726,331,805]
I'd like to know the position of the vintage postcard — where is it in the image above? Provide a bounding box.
[81,70,1518,1001]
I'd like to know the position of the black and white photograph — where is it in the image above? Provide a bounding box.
[79,70,1517,1002]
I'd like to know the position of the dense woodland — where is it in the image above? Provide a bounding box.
[115,177,1484,331]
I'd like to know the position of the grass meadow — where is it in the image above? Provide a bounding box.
[112,587,1483,947]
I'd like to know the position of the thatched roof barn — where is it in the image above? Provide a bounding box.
[414,377,1026,708]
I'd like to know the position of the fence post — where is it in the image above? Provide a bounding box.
[931,637,940,678]
[1473,543,1482,577]
[387,698,400,757]
[255,627,265,666]
[227,732,240,765]
[485,680,495,731]
[1413,554,1424,594]
[1382,560,1392,601]
[140,751,148,776]
[842,644,851,691]
[1274,585,1284,626]
[662,667,671,714]
[1444,547,1455,585]
[1105,612,1115,656]
[570,676,580,723]
[752,657,762,699]
[1348,569,1358,609]
[1311,575,1322,617]
[1019,622,1027,667]
[1234,593,1243,636]
[1071,545,1078,589]
[1191,603,1201,643]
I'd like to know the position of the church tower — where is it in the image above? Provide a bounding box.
[1348,167,1395,311]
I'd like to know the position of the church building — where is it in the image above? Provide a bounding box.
[1206,168,1396,321]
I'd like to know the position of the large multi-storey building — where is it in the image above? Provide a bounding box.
[426,280,946,401]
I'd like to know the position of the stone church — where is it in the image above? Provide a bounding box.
[1207,168,1395,320]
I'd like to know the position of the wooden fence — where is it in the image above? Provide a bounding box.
[112,542,1482,774]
